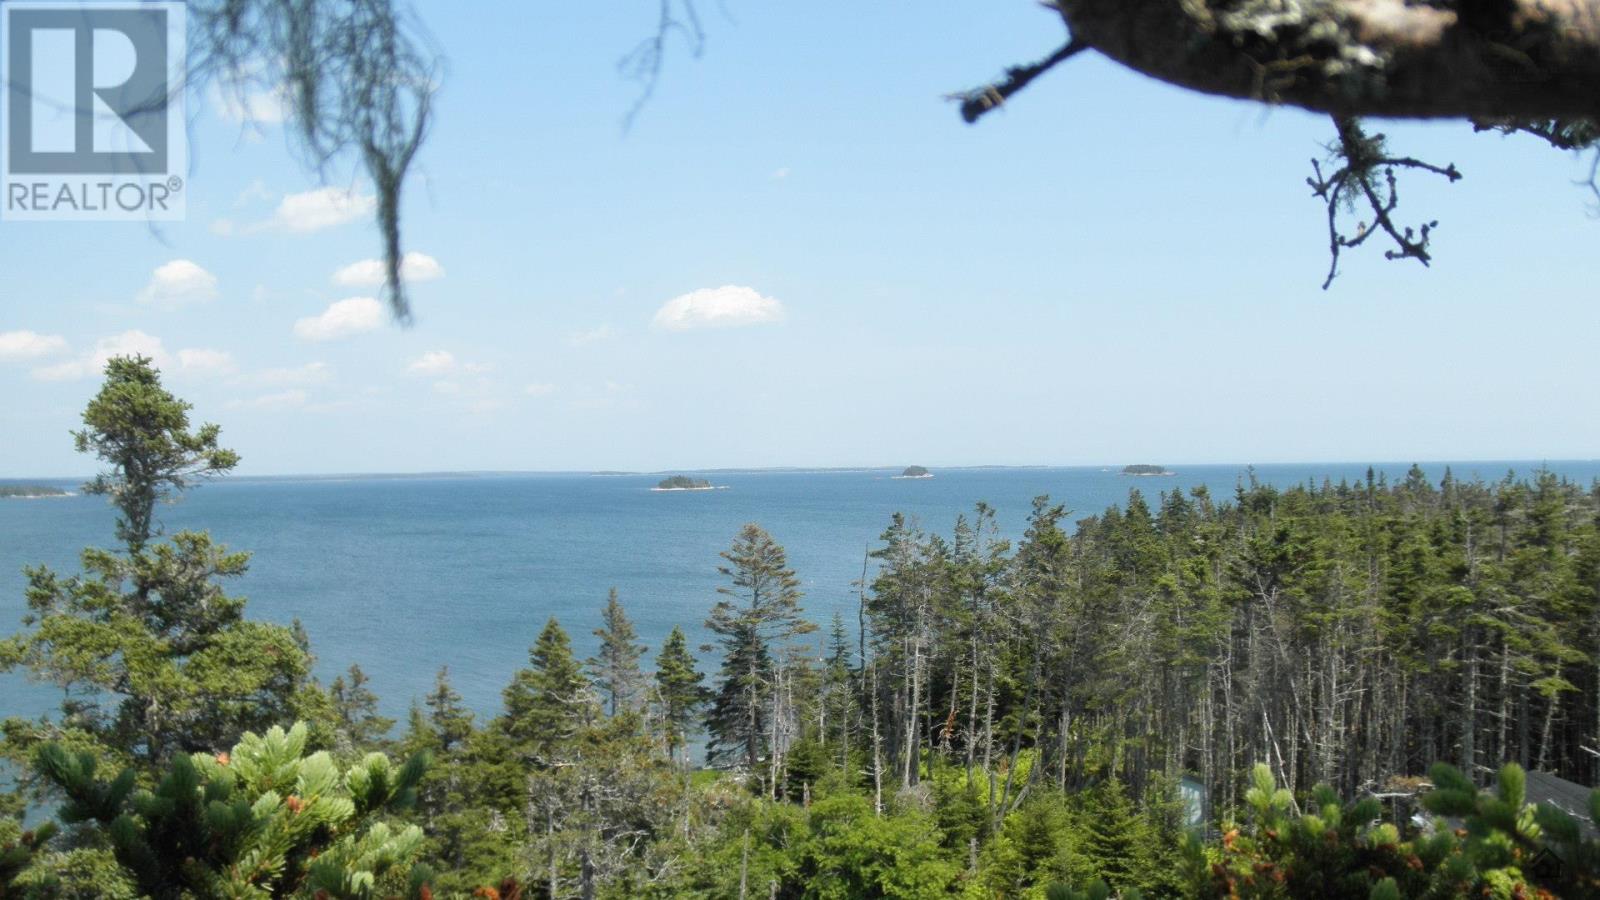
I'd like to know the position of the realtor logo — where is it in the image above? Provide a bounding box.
[1,1,186,220]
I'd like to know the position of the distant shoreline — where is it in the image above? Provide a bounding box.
[4,460,1596,483]
[0,485,71,499]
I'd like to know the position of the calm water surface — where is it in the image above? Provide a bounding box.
[4,462,1597,721]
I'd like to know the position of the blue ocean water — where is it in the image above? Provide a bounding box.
[3,461,1598,724]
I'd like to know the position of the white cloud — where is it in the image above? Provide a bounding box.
[407,350,488,376]
[30,329,167,381]
[333,252,445,288]
[771,167,790,180]
[270,187,375,233]
[177,348,236,376]
[408,350,456,375]
[213,185,376,236]
[651,285,785,331]
[524,382,557,397]
[256,362,333,386]
[0,330,68,362]
[293,297,384,342]
[566,324,613,347]
[136,260,219,308]
[28,331,235,381]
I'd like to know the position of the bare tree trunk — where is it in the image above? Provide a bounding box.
[1538,693,1560,772]
[905,619,924,788]
[1464,626,1479,778]
[548,813,559,900]
[738,829,750,900]
[870,657,885,816]
[967,623,981,780]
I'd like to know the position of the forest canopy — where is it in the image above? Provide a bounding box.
[4,359,1600,897]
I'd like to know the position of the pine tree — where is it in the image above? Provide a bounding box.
[31,722,431,899]
[654,626,707,764]
[588,588,647,717]
[72,355,239,553]
[502,617,594,762]
[0,356,318,771]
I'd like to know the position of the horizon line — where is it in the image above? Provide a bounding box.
[3,457,1597,483]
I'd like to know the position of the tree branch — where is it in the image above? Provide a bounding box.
[954,39,1089,124]
[1307,116,1461,288]
[1055,0,1600,122]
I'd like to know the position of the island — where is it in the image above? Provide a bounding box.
[652,475,716,492]
[893,466,933,479]
[1121,464,1175,476]
[0,484,68,498]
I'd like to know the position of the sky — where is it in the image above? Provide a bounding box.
[2,2,1599,477]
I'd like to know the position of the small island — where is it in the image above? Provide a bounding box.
[1121,464,1175,477]
[652,475,716,492]
[893,466,933,480]
[0,484,69,498]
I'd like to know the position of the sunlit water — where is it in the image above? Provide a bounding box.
[4,461,1597,724]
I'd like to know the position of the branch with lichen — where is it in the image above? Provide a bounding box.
[620,0,709,128]
[1307,116,1461,289]
[192,0,437,322]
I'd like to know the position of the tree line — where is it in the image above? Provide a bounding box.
[3,356,1599,898]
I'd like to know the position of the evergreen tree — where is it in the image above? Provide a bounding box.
[704,524,816,776]
[31,722,430,899]
[501,617,593,762]
[0,357,320,773]
[653,626,707,764]
[329,663,395,753]
[424,666,474,753]
[588,588,647,717]
[72,355,239,553]
[821,612,856,755]
[1073,778,1158,893]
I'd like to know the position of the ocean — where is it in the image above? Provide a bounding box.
[4,461,1598,724]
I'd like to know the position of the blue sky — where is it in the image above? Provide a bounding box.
[3,1,1598,477]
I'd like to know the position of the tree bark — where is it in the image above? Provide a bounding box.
[1058,0,1600,121]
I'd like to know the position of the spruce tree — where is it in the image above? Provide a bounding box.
[1073,778,1156,893]
[588,588,647,717]
[654,626,707,764]
[704,524,815,774]
[821,611,856,752]
[425,666,475,753]
[329,663,395,753]
[502,617,593,762]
